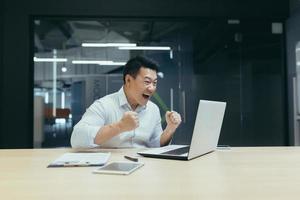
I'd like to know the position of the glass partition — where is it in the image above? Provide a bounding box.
[33,18,286,147]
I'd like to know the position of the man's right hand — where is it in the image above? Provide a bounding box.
[118,111,139,132]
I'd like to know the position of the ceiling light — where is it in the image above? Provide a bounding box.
[72,60,126,65]
[82,43,137,47]
[118,46,171,50]
[61,67,67,72]
[170,50,173,59]
[101,62,126,66]
[157,72,164,78]
[34,57,67,62]
[72,60,113,64]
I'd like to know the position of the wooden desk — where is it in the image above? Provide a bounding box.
[1,147,300,200]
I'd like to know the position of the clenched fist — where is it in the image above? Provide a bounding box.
[165,111,182,131]
[118,111,139,132]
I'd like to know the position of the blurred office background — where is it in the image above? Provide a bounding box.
[1,0,300,148]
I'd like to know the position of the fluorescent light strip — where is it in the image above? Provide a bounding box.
[45,92,49,104]
[72,60,113,64]
[72,60,126,65]
[82,43,137,47]
[61,92,65,109]
[34,57,67,62]
[118,46,171,50]
[52,50,57,117]
[100,62,126,66]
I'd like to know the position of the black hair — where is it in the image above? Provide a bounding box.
[123,56,159,83]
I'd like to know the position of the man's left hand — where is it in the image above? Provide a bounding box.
[165,111,182,131]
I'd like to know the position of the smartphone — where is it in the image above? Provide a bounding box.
[93,161,144,175]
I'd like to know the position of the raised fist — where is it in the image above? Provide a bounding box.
[165,111,182,131]
[118,111,139,132]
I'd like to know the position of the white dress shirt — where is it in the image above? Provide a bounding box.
[70,87,163,148]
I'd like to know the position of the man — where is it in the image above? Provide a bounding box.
[71,56,182,148]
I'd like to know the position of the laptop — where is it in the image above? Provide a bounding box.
[138,100,226,160]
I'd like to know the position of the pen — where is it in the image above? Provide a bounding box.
[124,155,139,162]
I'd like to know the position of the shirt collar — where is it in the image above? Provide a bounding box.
[118,87,147,112]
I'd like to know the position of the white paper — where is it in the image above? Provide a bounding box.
[50,152,111,166]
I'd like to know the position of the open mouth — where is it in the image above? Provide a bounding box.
[142,94,150,100]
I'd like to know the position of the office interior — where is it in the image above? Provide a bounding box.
[1,0,300,149]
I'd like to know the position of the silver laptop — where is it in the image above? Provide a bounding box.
[138,100,226,160]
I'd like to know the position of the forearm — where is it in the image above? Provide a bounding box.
[94,111,138,145]
[94,122,122,145]
[160,110,182,146]
[160,125,176,146]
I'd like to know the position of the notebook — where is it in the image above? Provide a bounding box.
[138,100,226,160]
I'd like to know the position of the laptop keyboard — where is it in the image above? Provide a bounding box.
[161,146,190,155]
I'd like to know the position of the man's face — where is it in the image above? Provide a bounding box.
[125,67,158,107]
